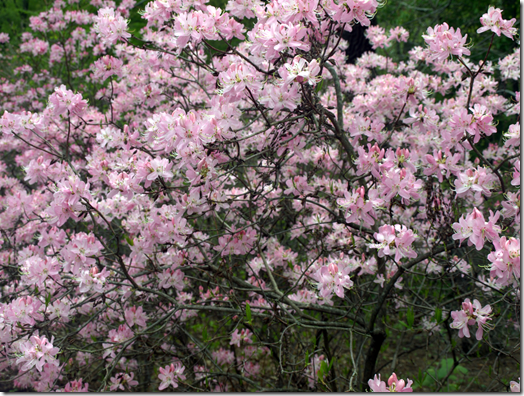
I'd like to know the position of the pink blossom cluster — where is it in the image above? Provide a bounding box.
[452,208,501,251]
[337,186,380,227]
[312,259,354,299]
[230,328,254,347]
[15,334,60,372]
[454,167,496,199]
[487,237,520,287]
[366,26,409,49]
[279,56,321,87]
[369,224,417,262]
[173,6,245,49]
[109,372,139,391]
[158,362,186,390]
[477,7,517,39]
[368,373,413,392]
[422,23,470,61]
[93,8,131,46]
[63,378,89,392]
[304,354,327,388]
[450,298,492,340]
[48,85,88,117]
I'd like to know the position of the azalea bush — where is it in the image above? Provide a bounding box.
[0,0,520,392]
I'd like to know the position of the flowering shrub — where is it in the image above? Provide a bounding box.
[0,0,519,392]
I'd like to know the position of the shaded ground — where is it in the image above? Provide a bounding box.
[375,334,520,392]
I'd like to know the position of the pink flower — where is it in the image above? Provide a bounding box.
[304,354,327,388]
[158,268,185,290]
[48,85,88,117]
[368,374,388,392]
[92,55,124,82]
[424,149,461,183]
[510,378,520,392]
[454,167,496,199]
[504,122,520,148]
[389,26,410,43]
[284,175,314,196]
[450,298,492,340]
[368,373,413,392]
[16,334,60,372]
[487,237,520,287]
[158,362,186,390]
[477,7,517,40]
[380,168,422,202]
[374,274,386,288]
[218,62,262,99]
[366,26,390,49]
[369,224,417,262]
[48,300,72,322]
[452,208,501,251]
[93,8,131,46]
[337,187,376,227]
[125,306,149,328]
[136,158,174,187]
[467,104,496,143]
[212,348,235,366]
[279,56,321,87]
[109,372,139,391]
[64,379,89,392]
[77,267,110,293]
[511,160,520,186]
[315,260,354,299]
[5,296,43,326]
[422,23,470,61]
[21,256,60,287]
[230,328,253,347]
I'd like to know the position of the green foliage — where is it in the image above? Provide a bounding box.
[245,302,252,324]
[124,234,134,246]
[0,0,49,42]
[415,358,469,391]
[406,306,415,328]
[376,0,519,62]
[128,0,149,38]
[435,307,442,324]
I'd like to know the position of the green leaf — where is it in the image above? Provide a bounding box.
[124,234,134,246]
[398,320,409,329]
[328,357,335,372]
[435,307,442,323]
[407,307,415,328]
[245,303,252,323]
[437,358,453,379]
[422,368,436,386]
[415,368,426,388]
[305,350,309,367]
[314,78,324,93]
[45,292,52,307]
[319,360,329,382]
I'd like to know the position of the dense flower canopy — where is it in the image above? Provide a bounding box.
[0,0,519,392]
